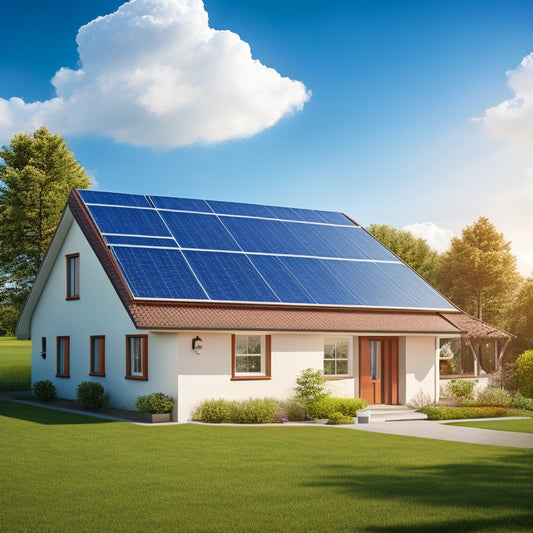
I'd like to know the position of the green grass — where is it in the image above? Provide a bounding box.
[0,337,31,391]
[449,418,533,434]
[1,401,532,532]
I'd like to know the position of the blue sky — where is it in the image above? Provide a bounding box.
[2,0,533,274]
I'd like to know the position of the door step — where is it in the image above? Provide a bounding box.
[362,405,427,422]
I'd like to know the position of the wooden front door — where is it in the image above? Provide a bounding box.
[359,337,399,405]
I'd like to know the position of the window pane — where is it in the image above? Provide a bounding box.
[58,340,64,374]
[248,336,261,355]
[129,337,143,374]
[336,360,348,375]
[235,355,248,373]
[324,360,335,375]
[324,343,335,359]
[336,339,349,358]
[247,355,261,372]
[370,341,380,381]
[92,338,100,373]
[235,336,248,355]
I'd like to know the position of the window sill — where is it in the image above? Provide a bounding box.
[125,375,148,381]
[56,374,70,378]
[89,372,105,377]
[66,296,80,301]
[325,375,353,380]
[231,376,271,381]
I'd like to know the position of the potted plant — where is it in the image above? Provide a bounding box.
[135,392,175,423]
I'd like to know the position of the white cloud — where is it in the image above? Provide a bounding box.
[0,0,310,148]
[478,52,533,153]
[402,222,455,253]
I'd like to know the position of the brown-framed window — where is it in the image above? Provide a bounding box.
[125,335,148,380]
[66,254,80,300]
[90,336,106,376]
[56,336,70,378]
[231,334,271,380]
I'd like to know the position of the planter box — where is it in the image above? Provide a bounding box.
[144,413,172,424]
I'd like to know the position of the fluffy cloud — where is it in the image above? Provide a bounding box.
[402,222,455,253]
[0,0,310,148]
[479,52,533,153]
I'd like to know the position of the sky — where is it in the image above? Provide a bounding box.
[1,0,533,274]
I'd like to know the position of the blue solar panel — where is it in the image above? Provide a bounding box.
[104,235,178,248]
[150,195,212,213]
[265,205,326,223]
[78,190,150,208]
[279,256,362,306]
[183,251,280,302]
[249,255,316,304]
[206,200,274,218]
[313,210,351,225]
[112,247,208,300]
[88,206,171,237]
[160,212,241,251]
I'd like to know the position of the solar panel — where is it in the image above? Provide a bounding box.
[78,189,456,310]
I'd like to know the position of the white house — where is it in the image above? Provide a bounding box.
[16,189,499,422]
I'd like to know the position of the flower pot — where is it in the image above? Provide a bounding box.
[145,413,171,423]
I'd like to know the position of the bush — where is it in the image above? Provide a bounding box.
[76,381,108,410]
[307,397,367,419]
[408,390,433,409]
[193,397,282,424]
[295,368,329,404]
[513,391,533,410]
[32,380,56,402]
[442,379,476,400]
[280,397,308,421]
[326,411,354,425]
[516,350,533,398]
[459,387,512,407]
[135,392,174,414]
[419,405,508,420]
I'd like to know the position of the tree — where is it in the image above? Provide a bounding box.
[0,127,91,317]
[367,224,440,284]
[506,277,533,355]
[436,217,521,328]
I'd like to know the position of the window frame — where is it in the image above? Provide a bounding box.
[90,335,106,377]
[125,335,148,380]
[231,334,271,380]
[66,253,80,300]
[56,336,70,378]
[323,337,352,377]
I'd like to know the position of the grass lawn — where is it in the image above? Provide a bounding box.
[0,336,31,391]
[1,401,532,532]
[449,418,533,434]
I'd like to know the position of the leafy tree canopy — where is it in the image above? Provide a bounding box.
[367,224,440,284]
[0,127,91,315]
[506,277,533,355]
[436,216,521,327]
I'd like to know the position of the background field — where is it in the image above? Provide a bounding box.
[1,400,532,533]
[0,337,31,391]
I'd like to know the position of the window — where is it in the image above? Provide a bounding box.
[66,254,80,300]
[41,337,47,359]
[56,336,70,377]
[324,337,350,376]
[369,340,381,381]
[90,336,105,376]
[126,335,148,380]
[231,334,271,380]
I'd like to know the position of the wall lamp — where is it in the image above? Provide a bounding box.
[192,336,203,355]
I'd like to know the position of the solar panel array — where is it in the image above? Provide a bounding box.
[77,190,455,310]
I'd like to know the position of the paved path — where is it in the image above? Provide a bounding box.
[347,418,533,448]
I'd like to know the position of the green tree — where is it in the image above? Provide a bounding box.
[507,277,533,354]
[367,224,440,284]
[436,217,521,327]
[516,350,533,398]
[0,127,91,316]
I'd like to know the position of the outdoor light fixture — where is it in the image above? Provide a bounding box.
[192,336,203,355]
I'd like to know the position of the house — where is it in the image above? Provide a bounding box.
[16,189,505,421]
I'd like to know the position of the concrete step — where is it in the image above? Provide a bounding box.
[359,405,427,423]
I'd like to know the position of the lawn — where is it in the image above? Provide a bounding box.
[449,418,533,434]
[1,401,532,532]
[0,337,31,391]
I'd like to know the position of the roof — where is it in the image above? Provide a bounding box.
[19,188,503,338]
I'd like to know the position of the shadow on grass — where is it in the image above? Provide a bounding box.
[0,400,114,425]
[313,454,533,532]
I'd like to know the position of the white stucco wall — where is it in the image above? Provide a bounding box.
[403,336,438,405]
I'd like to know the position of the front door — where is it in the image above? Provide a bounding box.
[359,337,399,405]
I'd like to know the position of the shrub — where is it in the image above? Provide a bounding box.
[326,411,354,425]
[442,379,476,400]
[463,387,512,407]
[418,405,508,420]
[516,350,533,398]
[280,397,308,421]
[307,397,367,419]
[76,381,108,410]
[192,397,282,424]
[135,392,174,414]
[513,391,533,410]
[294,368,329,404]
[32,380,56,402]
[407,390,433,409]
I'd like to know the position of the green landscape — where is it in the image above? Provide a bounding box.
[1,338,532,532]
